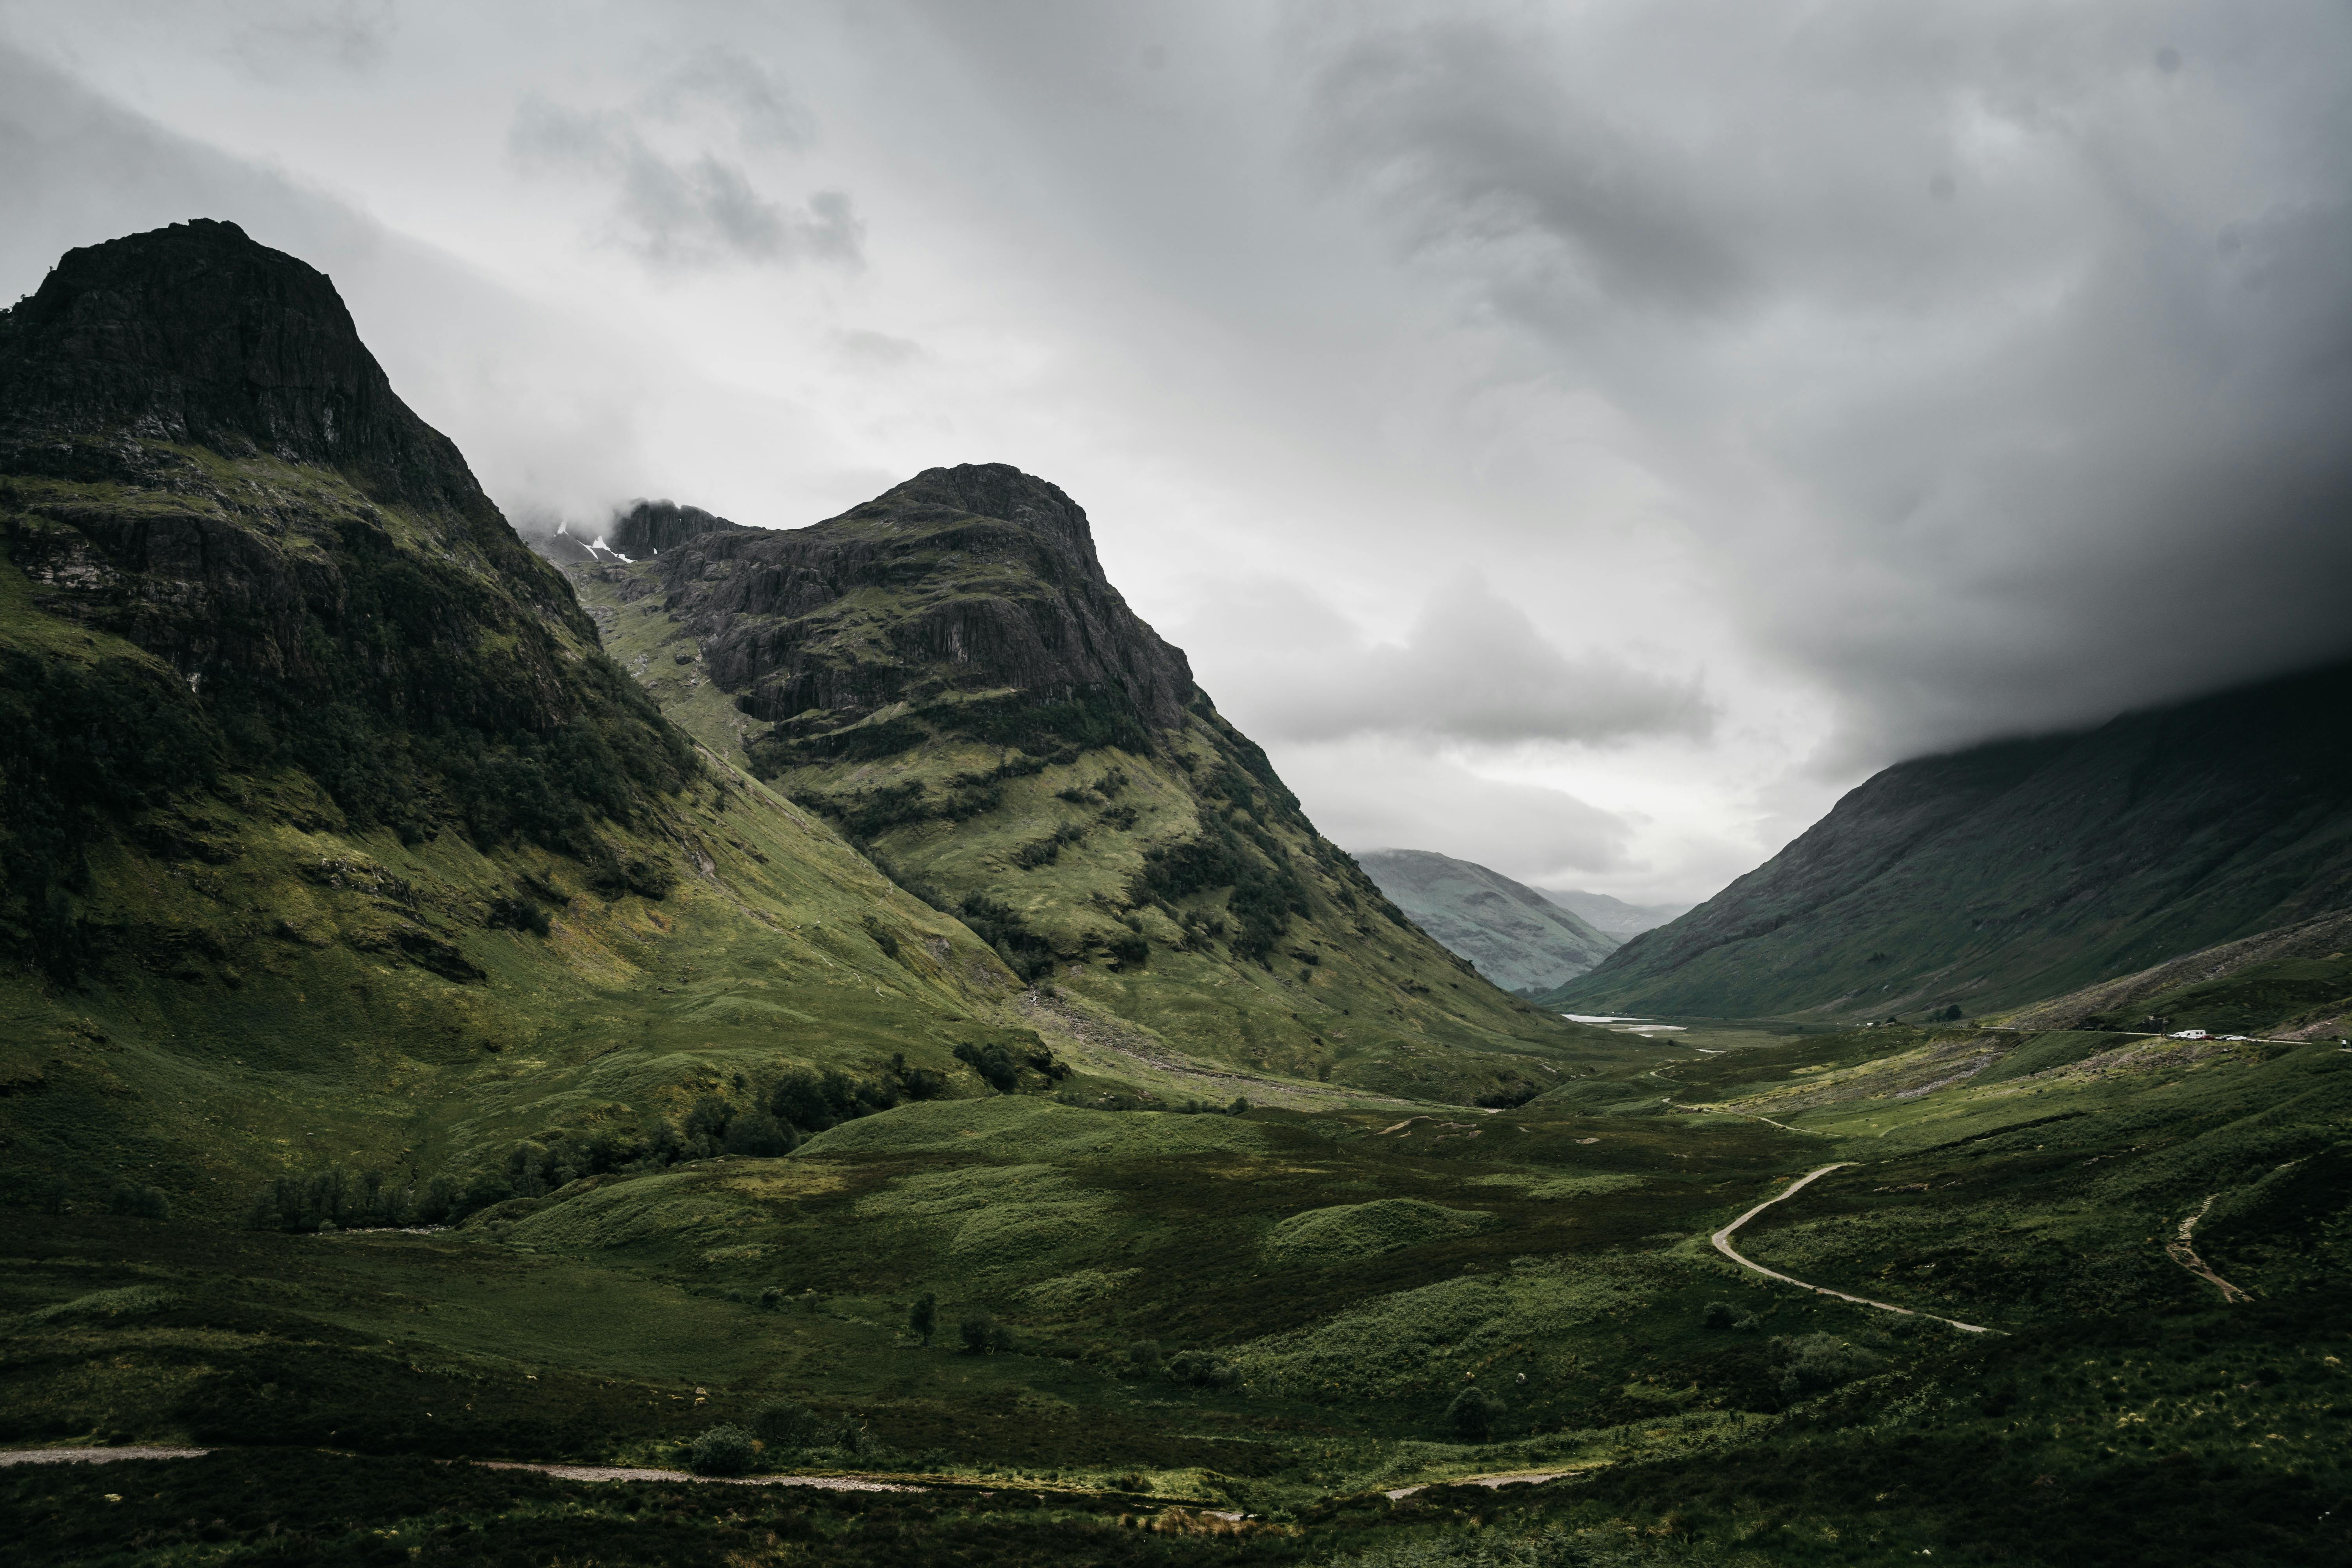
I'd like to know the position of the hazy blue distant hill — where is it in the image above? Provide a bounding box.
[1535,887,1691,943]
[1357,849,1618,992]
[1548,660,2352,1019]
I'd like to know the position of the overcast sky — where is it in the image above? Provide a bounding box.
[4,2,2347,904]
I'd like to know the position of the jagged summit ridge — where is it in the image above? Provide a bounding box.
[608,499,750,559]
[0,219,485,513]
[614,461,1195,747]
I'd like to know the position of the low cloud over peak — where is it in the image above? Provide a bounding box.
[1183,574,1712,751]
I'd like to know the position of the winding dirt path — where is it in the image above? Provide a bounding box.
[1711,1164,1998,1334]
[0,1446,209,1466]
[2165,1195,2251,1303]
[0,1447,920,1491]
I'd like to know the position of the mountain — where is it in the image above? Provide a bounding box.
[4,224,2346,1568]
[1355,849,1617,992]
[1548,660,2352,1018]
[0,220,1045,1213]
[1532,886,1690,943]
[544,465,1597,1100]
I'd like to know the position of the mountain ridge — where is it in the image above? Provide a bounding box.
[1548,659,2352,1018]
[1356,848,1618,993]
[546,468,1604,1097]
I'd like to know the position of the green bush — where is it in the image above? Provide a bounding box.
[1774,1332,1882,1398]
[1164,1350,1242,1391]
[723,1110,795,1157]
[1446,1384,1507,1442]
[687,1423,755,1476]
[1702,1301,1737,1329]
[750,1401,820,1450]
[108,1181,170,1220]
[1125,1339,1161,1377]
[909,1292,937,1344]
[959,1311,1013,1354]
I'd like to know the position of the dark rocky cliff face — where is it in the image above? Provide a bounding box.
[605,499,748,559]
[623,463,1196,760]
[0,221,693,966]
[0,219,491,522]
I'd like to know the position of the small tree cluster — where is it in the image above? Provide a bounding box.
[107,1182,170,1220]
[1700,1300,1756,1331]
[687,1424,755,1476]
[247,1167,445,1232]
[1052,1093,1249,1116]
[749,1399,870,1455]
[958,1310,1015,1354]
[1773,1332,1881,1398]
[952,1040,1068,1095]
[1163,1350,1243,1391]
[1446,1384,1507,1442]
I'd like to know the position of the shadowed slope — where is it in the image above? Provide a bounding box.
[1548,661,2352,1019]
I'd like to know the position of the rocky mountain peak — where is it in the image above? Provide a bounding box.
[606,498,750,559]
[590,463,1195,750]
[867,463,1103,557]
[0,218,483,512]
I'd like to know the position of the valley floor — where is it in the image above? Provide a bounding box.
[5,1018,2347,1566]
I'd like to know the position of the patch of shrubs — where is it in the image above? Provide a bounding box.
[485,894,553,935]
[687,1423,755,1476]
[107,1182,171,1220]
[1773,1332,1881,1398]
[1135,815,1309,966]
[1164,1350,1243,1391]
[959,1310,1016,1354]
[1474,1080,1542,1109]
[248,1055,952,1232]
[1701,1301,1758,1331]
[1053,1091,1249,1116]
[1446,1384,1508,1441]
[954,892,1059,982]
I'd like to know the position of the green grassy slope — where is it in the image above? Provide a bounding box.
[552,468,1613,1105]
[1356,849,1618,993]
[1548,661,2352,1019]
[0,223,1050,1219]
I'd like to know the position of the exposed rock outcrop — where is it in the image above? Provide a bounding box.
[626,463,1195,750]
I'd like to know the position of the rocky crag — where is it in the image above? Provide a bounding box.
[554,468,1598,1097]
[0,221,1026,1213]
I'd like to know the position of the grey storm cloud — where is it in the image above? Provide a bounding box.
[510,49,860,271]
[1292,1,2352,763]
[1185,575,1711,750]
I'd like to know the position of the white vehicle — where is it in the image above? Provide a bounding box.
[2169,1029,2210,1040]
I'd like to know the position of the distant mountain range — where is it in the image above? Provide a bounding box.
[1548,660,2352,1018]
[1531,887,1690,943]
[1355,850,1617,993]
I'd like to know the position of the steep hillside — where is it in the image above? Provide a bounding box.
[1550,661,2352,1018]
[1534,887,1690,942]
[551,466,1601,1100]
[0,221,1045,1216]
[1357,849,1617,991]
[2002,909,2352,1040]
